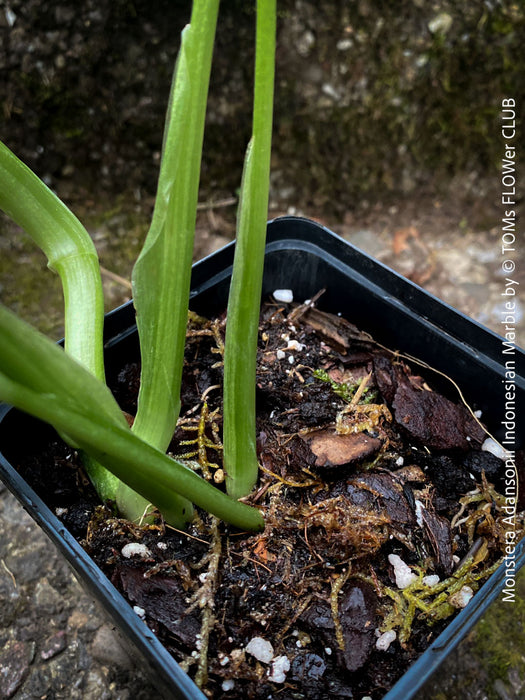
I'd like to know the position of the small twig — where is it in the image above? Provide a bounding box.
[201,384,221,402]
[1,559,16,588]
[287,288,326,323]
[164,524,210,546]
[258,461,319,488]
[276,593,313,644]
[184,518,222,688]
[229,549,273,574]
[349,371,372,408]
[196,196,237,211]
[99,265,132,291]
[137,501,157,526]
[330,568,351,651]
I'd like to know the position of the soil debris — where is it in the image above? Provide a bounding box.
[373,356,485,449]
[7,299,524,699]
[300,306,374,353]
[113,563,201,648]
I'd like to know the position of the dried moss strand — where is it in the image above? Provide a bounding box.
[330,568,350,652]
[187,518,222,688]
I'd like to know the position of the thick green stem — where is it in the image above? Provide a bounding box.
[0,141,105,381]
[223,0,276,498]
[129,0,219,525]
[0,142,152,519]
[0,144,123,502]
[131,0,220,453]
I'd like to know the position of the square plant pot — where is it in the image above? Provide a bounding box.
[1,216,524,699]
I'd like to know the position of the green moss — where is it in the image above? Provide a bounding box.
[0,215,63,337]
[313,368,377,404]
[473,569,525,696]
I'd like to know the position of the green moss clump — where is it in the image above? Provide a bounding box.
[313,368,377,403]
[421,567,525,699]
[473,569,525,697]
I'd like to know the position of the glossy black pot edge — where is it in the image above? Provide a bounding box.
[0,216,523,700]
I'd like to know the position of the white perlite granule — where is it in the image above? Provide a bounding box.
[449,585,474,609]
[267,655,291,683]
[286,339,304,351]
[375,630,396,651]
[481,437,508,460]
[388,553,417,589]
[273,289,294,303]
[121,543,152,559]
[245,637,274,664]
[414,500,424,527]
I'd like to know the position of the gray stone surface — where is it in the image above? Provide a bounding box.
[0,481,158,699]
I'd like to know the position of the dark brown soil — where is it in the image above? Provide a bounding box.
[7,300,524,699]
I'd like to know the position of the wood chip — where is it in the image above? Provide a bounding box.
[302,430,382,470]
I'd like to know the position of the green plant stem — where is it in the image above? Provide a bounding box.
[129,0,219,525]
[0,142,152,520]
[131,0,219,454]
[0,373,263,531]
[223,0,276,499]
[0,302,122,503]
[0,141,104,380]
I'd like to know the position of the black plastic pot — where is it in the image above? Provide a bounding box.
[1,216,524,699]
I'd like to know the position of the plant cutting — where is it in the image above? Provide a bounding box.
[1,2,524,700]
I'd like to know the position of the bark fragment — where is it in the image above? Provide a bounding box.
[374,356,485,450]
[303,430,382,471]
[113,563,201,648]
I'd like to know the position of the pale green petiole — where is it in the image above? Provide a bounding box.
[132,0,220,454]
[223,0,276,499]
[130,0,219,525]
[0,141,150,517]
[0,141,105,380]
